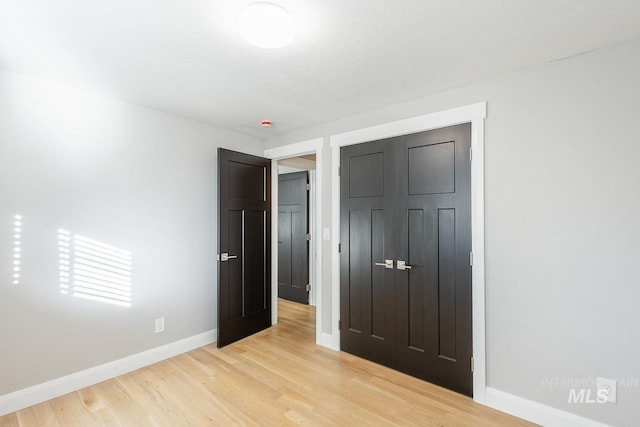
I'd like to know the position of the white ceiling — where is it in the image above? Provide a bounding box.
[1,0,640,137]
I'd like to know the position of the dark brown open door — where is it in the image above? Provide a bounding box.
[340,124,472,396]
[278,171,310,304]
[218,148,271,347]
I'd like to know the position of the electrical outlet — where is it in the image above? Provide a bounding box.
[155,317,165,333]
[597,377,616,403]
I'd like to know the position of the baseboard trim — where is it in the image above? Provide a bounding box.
[486,387,611,427]
[317,332,339,351]
[0,329,217,417]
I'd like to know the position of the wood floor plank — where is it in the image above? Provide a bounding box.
[0,299,537,426]
[49,390,119,427]
[15,402,57,427]
[91,377,162,426]
[0,413,19,427]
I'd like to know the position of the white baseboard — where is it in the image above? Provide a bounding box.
[0,329,217,417]
[317,332,339,351]
[486,387,611,427]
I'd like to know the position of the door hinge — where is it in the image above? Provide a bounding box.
[306,233,311,241]
[469,251,473,266]
[338,319,342,330]
[338,243,342,253]
[471,357,474,372]
[306,183,311,191]
[338,166,341,177]
[305,284,311,292]
[469,147,473,162]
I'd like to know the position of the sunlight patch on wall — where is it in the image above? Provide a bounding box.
[12,215,22,285]
[58,229,71,294]
[58,229,132,308]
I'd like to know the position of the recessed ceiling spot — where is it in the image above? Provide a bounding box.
[238,3,295,49]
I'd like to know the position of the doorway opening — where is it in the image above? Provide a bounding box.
[276,155,316,306]
[265,139,323,341]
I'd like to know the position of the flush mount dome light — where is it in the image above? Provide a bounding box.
[238,2,295,49]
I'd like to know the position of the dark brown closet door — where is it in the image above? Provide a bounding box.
[340,124,473,396]
[395,124,472,396]
[340,137,397,367]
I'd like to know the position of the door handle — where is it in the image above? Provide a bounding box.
[396,260,412,270]
[219,253,238,262]
[374,259,394,269]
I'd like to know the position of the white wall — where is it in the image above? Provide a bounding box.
[266,38,640,426]
[0,69,263,396]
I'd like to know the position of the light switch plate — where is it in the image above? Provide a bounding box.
[323,228,330,240]
[155,317,165,333]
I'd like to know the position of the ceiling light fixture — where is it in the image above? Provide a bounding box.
[238,3,295,49]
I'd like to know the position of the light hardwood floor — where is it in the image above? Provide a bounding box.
[0,300,536,426]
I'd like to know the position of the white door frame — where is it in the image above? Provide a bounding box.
[308,169,317,306]
[329,102,487,403]
[265,138,324,343]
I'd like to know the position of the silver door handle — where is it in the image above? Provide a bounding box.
[374,259,394,269]
[397,260,412,270]
[220,253,238,262]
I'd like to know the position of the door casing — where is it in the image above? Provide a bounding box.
[330,102,487,403]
